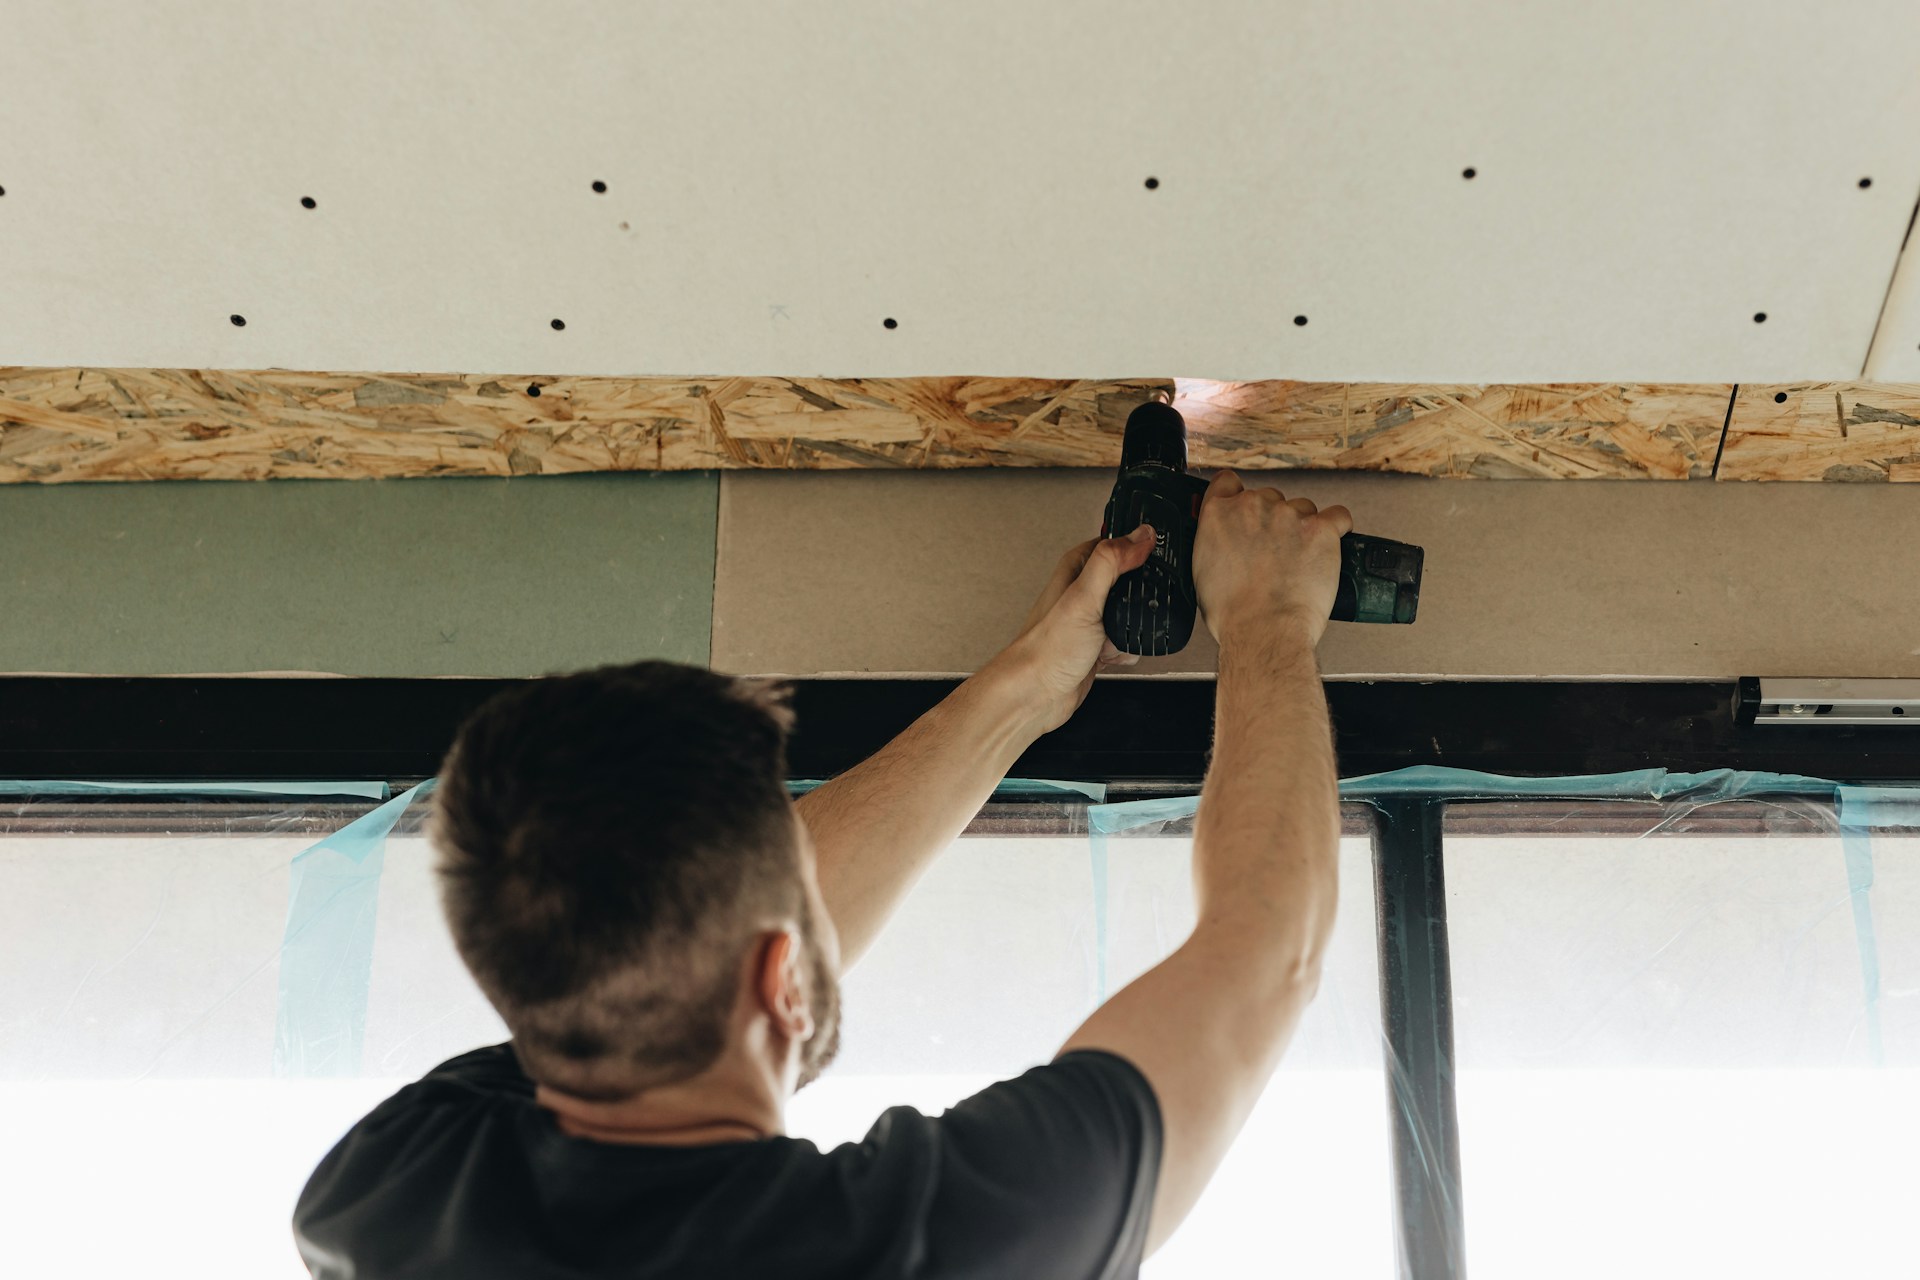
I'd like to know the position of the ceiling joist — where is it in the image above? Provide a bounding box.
[1,369,1916,483]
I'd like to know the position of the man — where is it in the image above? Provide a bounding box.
[294,471,1352,1278]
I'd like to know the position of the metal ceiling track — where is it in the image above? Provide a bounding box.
[1741,677,1920,725]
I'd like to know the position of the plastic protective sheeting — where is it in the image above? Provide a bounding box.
[1443,784,1920,1280]
[825,801,1395,1278]
[3,778,1113,1084]
[273,781,435,1078]
[1094,766,1920,1280]
[6,765,1917,1280]
[4,779,1389,1277]
[0,779,503,1277]
[1092,768,1903,1065]
[0,779,494,1083]
[790,777,1108,802]
[1088,766,1844,832]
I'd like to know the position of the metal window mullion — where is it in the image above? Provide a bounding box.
[1372,798,1466,1280]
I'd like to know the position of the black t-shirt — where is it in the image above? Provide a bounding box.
[294,1043,1163,1279]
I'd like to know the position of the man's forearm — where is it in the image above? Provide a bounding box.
[797,658,1050,970]
[1191,620,1341,987]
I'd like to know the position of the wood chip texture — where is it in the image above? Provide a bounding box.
[1718,383,1920,481]
[0,368,1912,483]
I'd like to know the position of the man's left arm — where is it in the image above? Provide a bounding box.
[798,527,1155,970]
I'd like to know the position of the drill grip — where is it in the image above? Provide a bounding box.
[1100,472,1422,654]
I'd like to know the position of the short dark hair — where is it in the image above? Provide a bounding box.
[431,661,799,1099]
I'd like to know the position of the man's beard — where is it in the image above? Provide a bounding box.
[795,933,842,1090]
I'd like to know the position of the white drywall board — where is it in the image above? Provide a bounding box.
[1865,223,1920,379]
[1,1,1916,381]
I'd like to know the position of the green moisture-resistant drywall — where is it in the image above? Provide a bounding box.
[0,474,717,675]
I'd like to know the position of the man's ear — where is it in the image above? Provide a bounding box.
[755,929,815,1042]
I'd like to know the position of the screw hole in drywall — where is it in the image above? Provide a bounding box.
[1773,391,1788,403]
[1144,177,1159,190]
[527,383,542,397]
[1859,177,1873,189]
[551,318,566,331]
[1753,312,1767,323]
[0,185,8,196]
[592,180,607,193]
[300,196,316,209]
[1294,315,1308,326]
[230,314,246,327]
[883,317,898,330]
[1461,167,1476,180]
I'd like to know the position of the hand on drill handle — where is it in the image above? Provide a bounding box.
[1194,471,1352,650]
[992,525,1156,735]
[992,470,1351,733]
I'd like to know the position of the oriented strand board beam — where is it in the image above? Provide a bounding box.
[1,368,1729,483]
[1174,380,1725,479]
[1719,383,1920,481]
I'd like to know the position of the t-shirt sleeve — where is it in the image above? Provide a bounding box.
[915,1049,1163,1280]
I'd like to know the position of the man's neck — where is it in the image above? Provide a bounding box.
[534,1054,789,1147]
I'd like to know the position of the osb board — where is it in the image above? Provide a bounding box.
[0,368,1734,483]
[1719,383,1920,481]
[1175,380,1726,479]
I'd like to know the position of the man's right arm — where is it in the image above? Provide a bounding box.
[1058,471,1350,1256]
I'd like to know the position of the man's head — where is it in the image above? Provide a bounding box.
[431,661,840,1103]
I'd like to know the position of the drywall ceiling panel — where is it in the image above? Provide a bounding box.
[1865,223,1920,380]
[1,2,1916,382]
[712,469,1920,679]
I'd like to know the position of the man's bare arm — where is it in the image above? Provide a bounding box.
[797,665,1045,969]
[1060,473,1349,1255]
[800,530,1154,971]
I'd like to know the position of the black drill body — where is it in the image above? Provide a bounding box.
[1100,400,1424,656]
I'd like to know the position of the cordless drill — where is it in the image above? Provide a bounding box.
[1100,399,1424,656]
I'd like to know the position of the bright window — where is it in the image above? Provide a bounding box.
[0,801,1391,1278]
[0,814,503,1277]
[1445,812,1920,1280]
[792,825,1394,1279]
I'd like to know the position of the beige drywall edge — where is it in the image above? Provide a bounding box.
[713,470,1920,679]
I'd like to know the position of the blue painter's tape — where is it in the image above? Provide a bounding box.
[0,779,390,798]
[1837,823,1884,1065]
[1835,787,1920,1067]
[272,780,434,1078]
[1090,794,1199,834]
[1837,786,1920,830]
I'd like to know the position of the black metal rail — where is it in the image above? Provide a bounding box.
[1370,798,1465,1280]
[5,676,1920,785]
